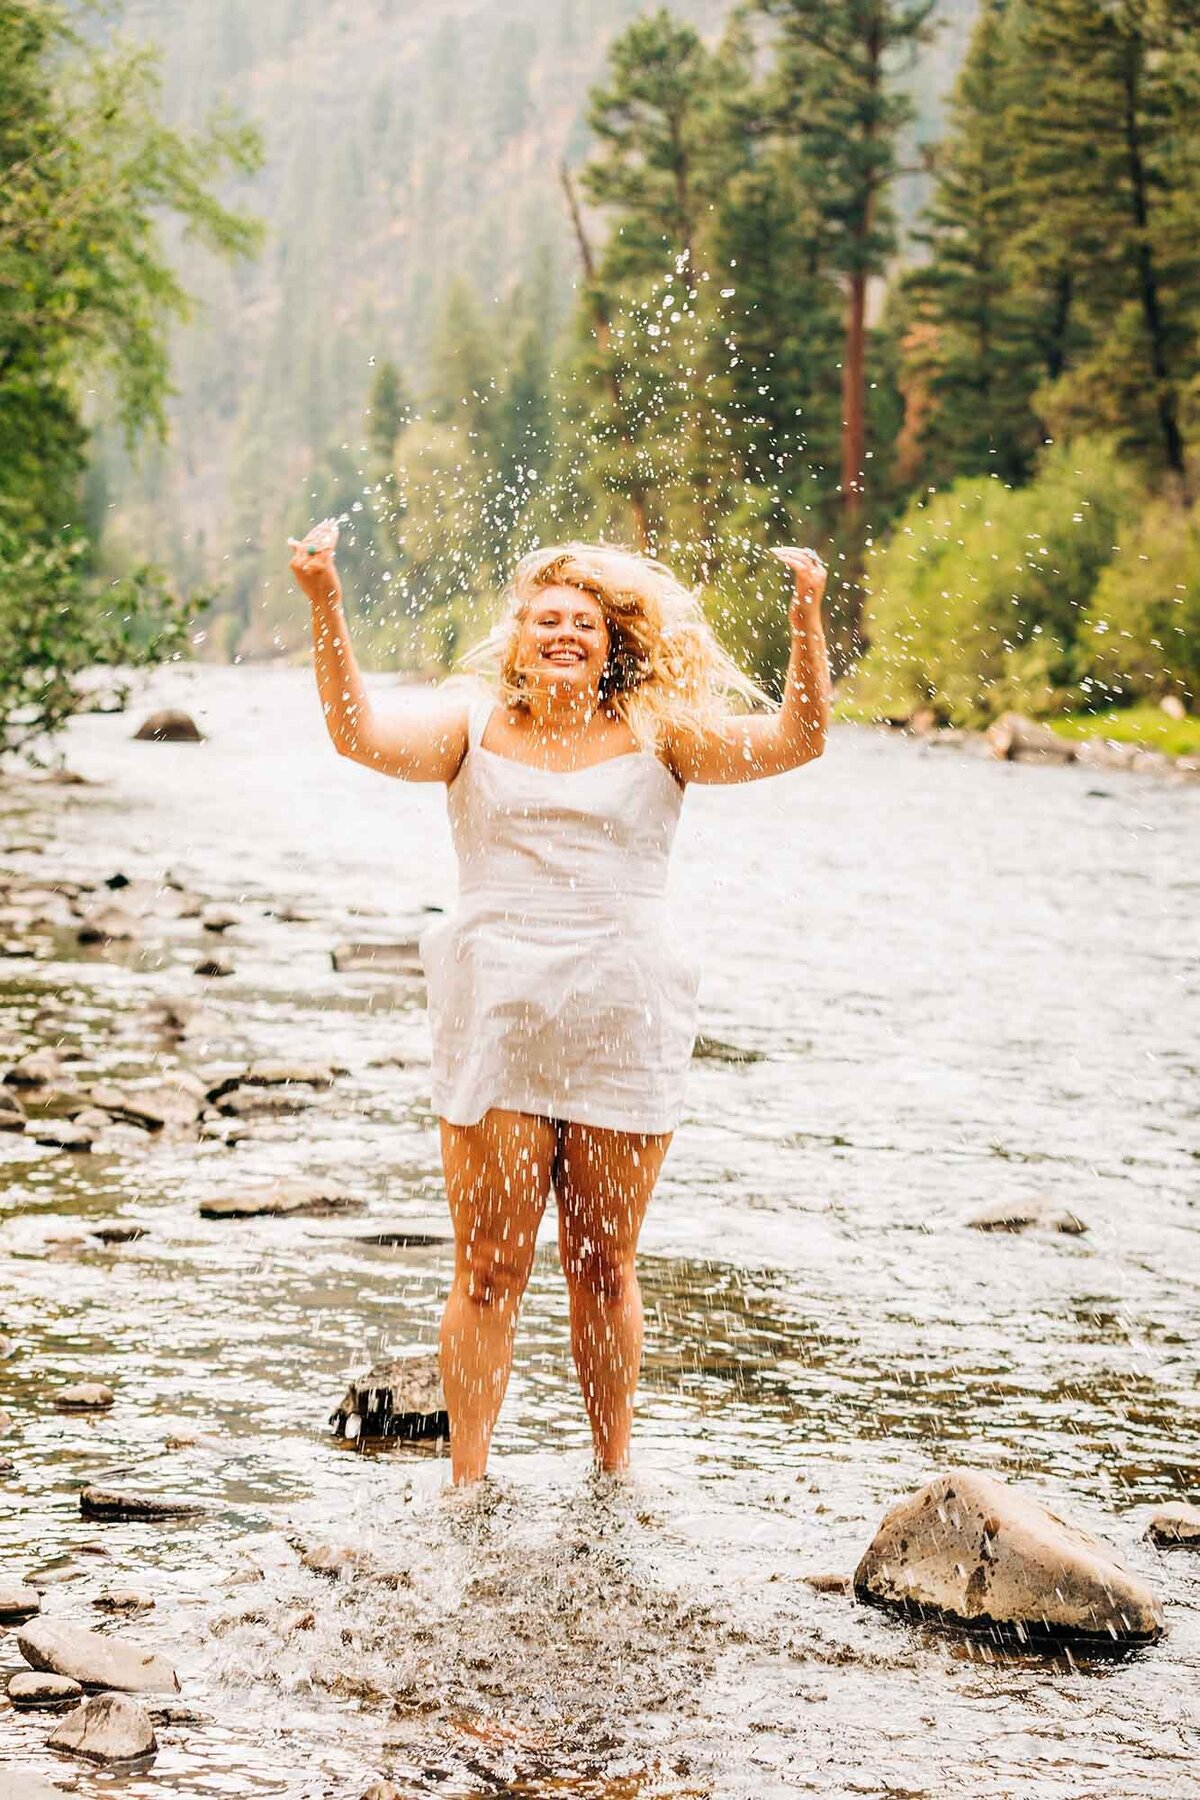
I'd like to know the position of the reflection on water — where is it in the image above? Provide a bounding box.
[0,666,1198,1797]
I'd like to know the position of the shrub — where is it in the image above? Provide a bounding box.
[1081,499,1200,709]
[849,438,1142,724]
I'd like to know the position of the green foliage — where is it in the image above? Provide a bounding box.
[1082,499,1200,708]
[850,438,1142,724]
[0,0,261,754]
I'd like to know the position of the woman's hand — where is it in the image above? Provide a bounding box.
[287,516,342,607]
[771,546,827,631]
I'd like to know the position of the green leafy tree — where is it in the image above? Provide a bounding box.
[1082,497,1200,707]
[0,0,261,754]
[850,437,1142,724]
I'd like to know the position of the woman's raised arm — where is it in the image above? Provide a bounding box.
[287,518,467,783]
[664,548,831,786]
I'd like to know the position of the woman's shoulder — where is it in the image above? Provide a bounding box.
[438,674,498,747]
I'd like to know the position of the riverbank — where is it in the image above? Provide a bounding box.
[834,700,1200,781]
[1,665,1197,1798]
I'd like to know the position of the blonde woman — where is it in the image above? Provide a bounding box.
[288,527,830,1485]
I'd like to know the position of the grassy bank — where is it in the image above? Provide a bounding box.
[831,698,1200,759]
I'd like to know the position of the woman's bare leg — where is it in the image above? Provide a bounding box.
[554,1124,672,1474]
[439,1108,555,1485]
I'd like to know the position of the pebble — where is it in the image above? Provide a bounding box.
[854,1467,1164,1648]
[54,1383,115,1411]
[79,1486,208,1522]
[5,1050,60,1087]
[17,1619,179,1693]
[90,1224,148,1246]
[691,1034,765,1064]
[200,905,238,932]
[47,1691,158,1762]
[213,1085,313,1117]
[7,1670,81,1707]
[1146,1503,1200,1547]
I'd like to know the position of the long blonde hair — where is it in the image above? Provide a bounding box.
[461,543,770,749]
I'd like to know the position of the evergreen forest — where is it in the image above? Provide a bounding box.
[3,0,1198,753]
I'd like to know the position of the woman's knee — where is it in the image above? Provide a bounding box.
[456,1235,535,1311]
[562,1235,636,1307]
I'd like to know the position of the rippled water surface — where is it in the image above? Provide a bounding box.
[1,665,1198,1798]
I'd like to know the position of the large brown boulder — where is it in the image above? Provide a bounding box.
[986,713,1076,764]
[854,1468,1164,1649]
[17,1620,179,1693]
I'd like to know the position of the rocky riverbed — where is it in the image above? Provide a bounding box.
[0,664,1198,1797]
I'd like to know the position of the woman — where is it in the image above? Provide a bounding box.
[288,526,830,1485]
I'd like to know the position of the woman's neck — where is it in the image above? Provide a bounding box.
[519,686,604,741]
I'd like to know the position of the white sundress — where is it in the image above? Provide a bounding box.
[418,689,701,1134]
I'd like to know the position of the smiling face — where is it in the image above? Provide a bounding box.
[514,583,611,706]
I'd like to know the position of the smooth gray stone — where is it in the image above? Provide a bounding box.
[201,1182,361,1220]
[854,1468,1164,1648]
[54,1382,115,1410]
[0,1581,41,1621]
[47,1691,158,1762]
[18,1619,179,1692]
[8,1670,81,1706]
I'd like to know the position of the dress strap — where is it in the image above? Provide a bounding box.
[466,687,499,751]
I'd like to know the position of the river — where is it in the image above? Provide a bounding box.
[1,663,1197,1798]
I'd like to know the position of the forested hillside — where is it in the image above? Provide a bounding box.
[97,0,976,651]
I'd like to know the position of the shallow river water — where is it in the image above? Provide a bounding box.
[1,664,1198,1798]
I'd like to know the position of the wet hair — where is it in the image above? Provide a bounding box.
[461,542,770,749]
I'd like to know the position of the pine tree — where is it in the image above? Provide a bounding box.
[902,0,1043,487]
[754,0,938,548]
[1012,0,1200,480]
[365,359,412,477]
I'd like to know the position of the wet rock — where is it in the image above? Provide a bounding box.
[341,1221,454,1248]
[330,1353,449,1443]
[54,1383,115,1411]
[47,1692,158,1762]
[362,1783,406,1800]
[73,1108,114,1132]
[133,708,203,743]
[300,1544,372,1580]
[194,954,233,978]
[90,1224,148,1246]
[0,1582,41,1620]
[244,1059,338,1088]
[197,1117,251,1145]
[76,906,141,944]
[163,1429,224,1451]
[0,1407,12,1434]
[88,1082,202,1131]
[145,995,218,1038]
[25,1117,94,1152]
[985,713,1076,764]
[0,1773,70,1799]
[1074,737,1140,772]
[5,1050,60,1087]
[965,1196,1087,1235]
[0,1103,26,1132]
[691,1035,765,1065]
[200,905,238,933]
[8,1670,81,1707]
[94,1590,155,1614]
[17,1619,179,1692]
[146,1699,208,1725]
[79,1486,208,1522]
[854,1467,1164,1648]
[201,1181,361,1221]
[212,1085,313,1117]
[1131,748,1172,775]
[1146,1504,1200,1548]
[802,1572,851,1595]
[332,940,422,975]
